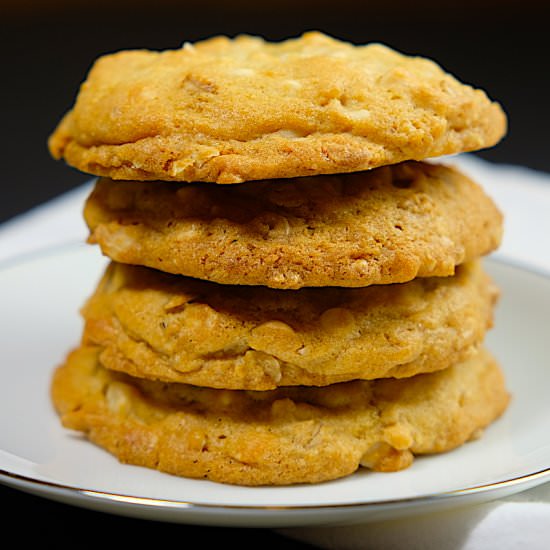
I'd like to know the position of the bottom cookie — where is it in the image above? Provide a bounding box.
[51,346,509,486]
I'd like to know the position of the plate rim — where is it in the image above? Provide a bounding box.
[1,462,550,514]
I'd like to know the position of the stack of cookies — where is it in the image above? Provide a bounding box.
[48,32,510,486]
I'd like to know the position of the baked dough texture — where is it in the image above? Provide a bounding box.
[81,261,499,390]
[84,161,503,289]
[51,346,509,486]
[48,32,506,183]
[47,29,509,487]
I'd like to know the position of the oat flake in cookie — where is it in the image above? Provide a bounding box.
[48,32,506,183]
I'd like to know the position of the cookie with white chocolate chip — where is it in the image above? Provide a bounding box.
[51,345,509,486]
[81,259,498,390]
[83,161,503,289]
[48,32,506,184]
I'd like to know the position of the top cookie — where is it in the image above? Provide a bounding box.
[48,32,506,183]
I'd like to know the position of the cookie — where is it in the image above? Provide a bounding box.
[84,161,503,289]
[81,260,498,390]
[51,345,509,486]
[48,32,506,183]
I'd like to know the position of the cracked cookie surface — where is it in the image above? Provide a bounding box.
[84,161,503,289]
[81,260,498,390]
[51,345,509,486]
[48,32,506,183]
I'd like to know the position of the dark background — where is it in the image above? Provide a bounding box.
[1,1,549,547]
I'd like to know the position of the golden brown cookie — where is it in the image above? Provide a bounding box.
[48,32,506,183]
[84,161,503,289]
[81,260,498,390]
[51,345,509,486]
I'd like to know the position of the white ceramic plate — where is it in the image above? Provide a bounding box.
[0,244,549,528]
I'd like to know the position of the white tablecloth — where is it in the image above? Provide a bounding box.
[1,154,549,549]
